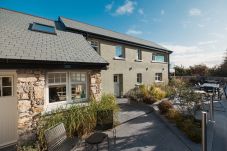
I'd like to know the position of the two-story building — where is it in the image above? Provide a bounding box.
[59,17,172,97]
[0,8,172,147]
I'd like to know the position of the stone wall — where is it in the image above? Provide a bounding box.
[16,69,102,144]
[17,69,45,144]
[89,70,102,101]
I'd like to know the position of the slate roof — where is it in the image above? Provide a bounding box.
[59,17,171,53]
[0,8,108,65]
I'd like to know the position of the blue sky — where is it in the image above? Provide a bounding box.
[1,0,227,67]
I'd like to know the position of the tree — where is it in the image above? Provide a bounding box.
[189,64,209,76]
[219,50,227,76]
[174,65,191,76]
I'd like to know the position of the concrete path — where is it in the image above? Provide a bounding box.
[113,113,191,151]
[211,100,227,151]
[117,98,152,124]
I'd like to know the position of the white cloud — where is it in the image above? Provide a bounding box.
[161,9,165,15]
[189,8,202,16]
[126,29,142,35]
[138,8,144,15]
[105,1,114,11]
[162,43,223,67]
[115,0,136,15]
[198,40,217,45]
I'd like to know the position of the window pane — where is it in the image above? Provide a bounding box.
[115,46,123,57]
[49,85,66,103]
[71,84,86,100]
[2,77,12,86]
[60,73,66,83]
[55,74,61,83]
[2,87,12,96]
[81,74,86,82]
[48,73,66,84]
[32,23,55,34]
[137,49,142,60]
[153,54,165,62]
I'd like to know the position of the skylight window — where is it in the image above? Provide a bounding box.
[31,22,56,34]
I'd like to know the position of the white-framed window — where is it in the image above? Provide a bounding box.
[70,72,87,100]
[0,76,13,97]
[152,54,166,62]
[115,45,125,59]
[88,40,100,54]
[137,49,142,60]
[137,73,142,83]
[47,71,87,104]
[155,73,163,82]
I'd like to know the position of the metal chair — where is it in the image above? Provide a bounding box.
[85,109,116,151]
[44,123,77,151]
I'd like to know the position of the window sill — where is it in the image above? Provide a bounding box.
[151,61,167,64]
[135,59,143,62]
[155,80,164,83]
[113,57,125,60]
[135,83,143,86]
[44,101,89,114]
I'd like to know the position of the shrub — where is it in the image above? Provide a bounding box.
[158,100,173,114]
[175,117,201,143]
[37,94,119,150]
[165,109,182,121]
[150,86,166,100]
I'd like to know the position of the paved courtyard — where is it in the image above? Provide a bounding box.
[80,99,193,151]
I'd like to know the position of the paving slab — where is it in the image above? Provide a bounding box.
[211,100,227,151]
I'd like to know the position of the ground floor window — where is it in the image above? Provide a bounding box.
[0,76,13,97]
[155,73,163,82]
[137,73,142,83]
[47,71,87,104]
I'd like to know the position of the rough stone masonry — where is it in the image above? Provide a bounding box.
[16,69,102,144]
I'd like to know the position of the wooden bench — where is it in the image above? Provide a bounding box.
[44,123,77,151]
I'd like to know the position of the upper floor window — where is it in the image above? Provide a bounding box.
[137,73,142,83]
[137,49,142,60]
[152,54,166,62]
[115,46,125,59]
[0,77,13,97]
[31,22,56,34]
[88,40,100,54]
[155,73,163,82]
[47,72,87,104]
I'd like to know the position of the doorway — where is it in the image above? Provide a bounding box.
[0,71,17,148]
[113,74,123,97]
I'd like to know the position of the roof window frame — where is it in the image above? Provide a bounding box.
[31,22,57,35]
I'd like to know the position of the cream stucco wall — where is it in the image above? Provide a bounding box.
[92,39,169,96]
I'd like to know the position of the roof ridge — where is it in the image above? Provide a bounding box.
[0,7,55,22]
[60,16,160,45]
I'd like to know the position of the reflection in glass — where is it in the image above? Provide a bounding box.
[49,85,66,103]
[2,77,12,86]
[71,84,86,100]
[3,87,12,96]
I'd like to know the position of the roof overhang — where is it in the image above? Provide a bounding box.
[0,59,109,70]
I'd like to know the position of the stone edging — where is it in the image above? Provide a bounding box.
[150,100,201,151]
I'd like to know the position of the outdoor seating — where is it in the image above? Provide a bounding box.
[85,109,116,151]
[44,123,77,151]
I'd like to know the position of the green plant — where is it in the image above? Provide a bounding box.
[18,141,39,151]
[37,94,119,150]
[158,100,173,114]
[149,86,166,100]
[165,109,181,121]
